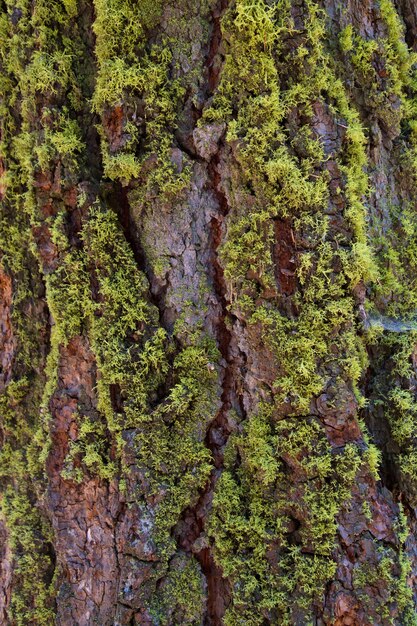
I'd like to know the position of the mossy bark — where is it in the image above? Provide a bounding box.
[2,0,417,624]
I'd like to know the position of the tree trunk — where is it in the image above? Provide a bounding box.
[2,0,417,624]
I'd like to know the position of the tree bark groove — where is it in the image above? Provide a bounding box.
[2,0,417,624]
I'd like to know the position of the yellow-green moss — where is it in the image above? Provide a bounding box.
[209,405,363,625]
[92,0,190,194]
[0,0,87,620]
[149,554,206,625]
[353,509,417,626]
[0,0,221,612]
[201,0,413,619]
[57,203,221,589]
[0,375,56,624]
[368,198,417,497]
[1,489,56,626]
[338,0,417,136]
[1,0,417,622]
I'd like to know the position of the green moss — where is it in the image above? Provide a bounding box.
[0,373,55,623]
[200,0,374,415]
[133,335,218,554]
[200,0,413,619]
[209,406,363,624]
[379,0,417,98]
[367,196,417,498]
[1,0,417,622]
[82,202,160,420]
[92,0,190,194]
[0,0,88,620]
[353,509,417,625]
[149,554,206,625]
[61,412,116,483]
[54,202,221,587]
[339,25,354,53]
[338,0,417,135]
[1,489,56,626]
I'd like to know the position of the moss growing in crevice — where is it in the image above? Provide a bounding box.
[2,0,417,621]
[0,489,56,626]
[92,0,190,194]
[209,405,363,625]
[0,375,56,624]
[366,187,417,502]
[338,0,417,136]
[200,0,414,619]
[352,506,416,625]
[149,552,207,625]
[0,0,92,620]
[48,201,221,615]
[2,0,223,616]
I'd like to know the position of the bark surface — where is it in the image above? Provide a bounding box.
[1,0,417,624]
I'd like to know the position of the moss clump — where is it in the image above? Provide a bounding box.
[353,507,417,625]
[92,0,190,194]
[209,406,363,625]
[1,0,417,622]
[0,376,56,625]
[200,0,414,619]
[133,329,219,555]
[338,0,417,136]
[357,2,417,497]
[149,553,206,625]
[0,489,56,626]
[0,0,89,620]
[83,203,160,419]
[58,203,220,615]
[367,198,417,501]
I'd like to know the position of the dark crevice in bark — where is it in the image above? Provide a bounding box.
[362,345,401,497]
[205,155,235,470]
[112,498,126,617]
[105,182,169,328]
[272,217,298,297]
[199,154,236,625]
[77,0,103,181]
[44,536,57,588]
[207,0,229,94]
[395,0,417,51]
[109,382,124,416]
[106,184,146,271]
[173,4,238,622]
[174,150,235,626]
[199,547,229,626]
[174,478,231,622]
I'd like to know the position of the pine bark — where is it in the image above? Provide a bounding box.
[1,0,417,624]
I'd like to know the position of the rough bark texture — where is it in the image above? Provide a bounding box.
[2,0,417,624]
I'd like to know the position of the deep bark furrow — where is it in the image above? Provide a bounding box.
[2,0,417,624]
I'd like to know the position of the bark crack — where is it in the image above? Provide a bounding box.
[106,182,169,330]
[171,3,241,623]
